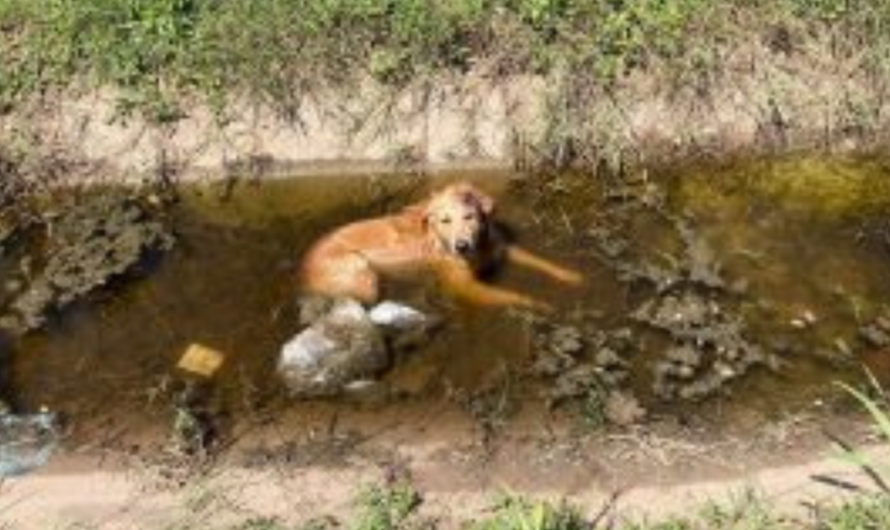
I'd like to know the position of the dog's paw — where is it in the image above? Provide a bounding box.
[554,268,584,286]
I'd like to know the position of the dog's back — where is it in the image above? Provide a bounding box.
[299,207,433,302]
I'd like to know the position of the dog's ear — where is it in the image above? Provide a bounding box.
[455,182,495,216]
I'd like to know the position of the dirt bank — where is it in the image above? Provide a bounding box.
[4,46,890,186]
[0,426,881,530]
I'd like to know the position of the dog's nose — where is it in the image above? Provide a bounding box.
[455,240,471,255]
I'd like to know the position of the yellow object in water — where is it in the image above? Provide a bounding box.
[177,343,225,378]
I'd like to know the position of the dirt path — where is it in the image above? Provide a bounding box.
[0,445,879,529]
[0,413,881,529]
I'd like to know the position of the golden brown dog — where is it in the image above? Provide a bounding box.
[299,181,582,309]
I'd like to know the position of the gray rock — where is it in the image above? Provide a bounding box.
[2,192,173,335]
[860,324,890,348]
[369,300,441,354]
[278,299,388,397]
[369,301,428,330]
[297,295,336,327]
[604,391,646,426]
[0,411,59,477]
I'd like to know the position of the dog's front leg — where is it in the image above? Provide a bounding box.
[506,246,584,286]
[435,260,549,310]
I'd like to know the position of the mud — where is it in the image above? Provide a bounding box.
[0,190,173,335]
[1,157,890,497]
[551,173,775,405]
[532,323,641,426]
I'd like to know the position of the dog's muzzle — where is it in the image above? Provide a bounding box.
[455,240,473,256]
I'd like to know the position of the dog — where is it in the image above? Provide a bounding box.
[299,181,582,309]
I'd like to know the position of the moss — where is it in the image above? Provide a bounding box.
[678,157,890,218]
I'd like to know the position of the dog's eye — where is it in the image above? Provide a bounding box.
[440,217,452,225]
[463,213,475,221]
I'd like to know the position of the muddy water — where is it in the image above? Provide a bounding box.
[6,158,890,448]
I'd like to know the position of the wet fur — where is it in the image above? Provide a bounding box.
[299,181,582,309]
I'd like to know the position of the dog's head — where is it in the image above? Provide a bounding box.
[424,181,495,258]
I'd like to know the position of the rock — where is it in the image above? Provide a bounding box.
[369,301,428,330]
[860,324,890,348]
[604,391,646,426]
[297,295,336,327]
[532,350,576,377]
[549,325,585,356]
[677,219,724,290]
[876,315,890,331]
[0,411,59,477]
[369,300,440,354]
[2,191,173,335]
[547,364,601,407]
[665,345,702,367]
[594,347,622,368]
[342,380,391,403]
[278,299,388,397]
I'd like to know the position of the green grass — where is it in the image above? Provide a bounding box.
[817,496,890,530]
[88,480,890,530]
[351,483,422,530]
[462,490,890,530]
[3,0,890,128]
[2,0,890,173]
[470,496,587,530]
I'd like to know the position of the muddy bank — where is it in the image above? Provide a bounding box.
[0,420,881,530]
[5,47,890,185]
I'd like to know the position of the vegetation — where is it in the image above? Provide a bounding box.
[2,0,890,124]
[351,483,423,530]
[209,381,890,530]
[0,0,889,172]
[218,487,890,530]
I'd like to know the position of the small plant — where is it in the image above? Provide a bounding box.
[696,490,783,530]
[835,373,890,492]
[816,496,890,530]
[471,495,587,530]
[352,483,422,530]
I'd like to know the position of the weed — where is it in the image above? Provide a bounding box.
[352,483,422,530]
[3,0,890,169]
[835,374,890,491]
[230,517,338,530]
[471,496,587,530]
[816,496,890,530]
[696,490,785,530]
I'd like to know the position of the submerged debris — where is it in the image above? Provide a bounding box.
[533,322,644,426]
[0,408,60,477]
[170,383,217,456]
[177,343,226,379]
[583,177,775,402]
[280,297,440,397]
[1,191,174,334]
[631,272,771,400]
[859,310,890,348]
[280,298,389,397]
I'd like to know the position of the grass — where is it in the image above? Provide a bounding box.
[351,483,423,530]
[1,0,890,175]
[2,0,890,140]
[265,380,890,530]
[470,495,587,530]
[0,0,702,119]
[213,484,890,530]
